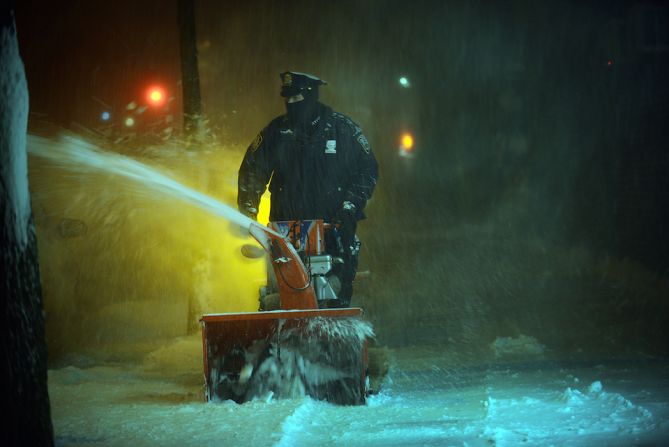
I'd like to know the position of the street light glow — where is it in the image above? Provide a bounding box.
[401,133,414,150]
[146,85,167,106]
[399,132,415,158]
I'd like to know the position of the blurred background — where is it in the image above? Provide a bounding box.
[15,0,669,364]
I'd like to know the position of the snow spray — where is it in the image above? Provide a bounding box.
[27,135,255,230]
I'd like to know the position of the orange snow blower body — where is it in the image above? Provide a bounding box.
[200,220,371,405]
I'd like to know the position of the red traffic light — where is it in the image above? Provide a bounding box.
[146,85,167,107]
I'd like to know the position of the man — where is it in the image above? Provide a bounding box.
[238,71,378,307]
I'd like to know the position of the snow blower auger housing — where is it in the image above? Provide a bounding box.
[200,220,373,405]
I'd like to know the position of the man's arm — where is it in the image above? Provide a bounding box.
[238,128,273,219]
[343,126,378,219]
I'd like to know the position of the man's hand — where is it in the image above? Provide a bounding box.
[335,201,356,227]
[335,201,358,255]
[240,204,258,221]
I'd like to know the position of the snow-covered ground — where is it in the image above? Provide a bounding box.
[49,336,669,446]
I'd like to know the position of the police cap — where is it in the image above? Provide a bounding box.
[280,71,327,97]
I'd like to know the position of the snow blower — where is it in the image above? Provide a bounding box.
[200,220,373,405]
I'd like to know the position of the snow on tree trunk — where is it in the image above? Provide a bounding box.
[0,6,54,446]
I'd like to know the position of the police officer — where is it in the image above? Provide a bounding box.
[238,71,378,307]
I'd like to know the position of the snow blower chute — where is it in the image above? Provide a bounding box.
[200,220,373,405]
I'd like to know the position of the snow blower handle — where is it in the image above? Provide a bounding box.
[248,223,318,310]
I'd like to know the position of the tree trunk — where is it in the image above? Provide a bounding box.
[177,0,203,140]
[1,5,54,446]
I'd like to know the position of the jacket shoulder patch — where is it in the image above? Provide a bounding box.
[357,134,371,154]
[331,111,370,153]
[250,133,263,152]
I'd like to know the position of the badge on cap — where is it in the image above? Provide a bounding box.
[325,140,337,154]
[282,72,292,87]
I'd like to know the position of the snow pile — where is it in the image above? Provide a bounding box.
[142,335,203,377]
[559,381,654,432]
[484,380,657,445]
[491,334,545,358]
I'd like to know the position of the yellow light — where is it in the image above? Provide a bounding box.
[29,140,267,356]
[150,90,163,102]
[401,133,414,150]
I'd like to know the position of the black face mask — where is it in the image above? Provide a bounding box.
[285,91,319,129]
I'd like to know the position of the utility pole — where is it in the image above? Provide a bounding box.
[177,0,203,141]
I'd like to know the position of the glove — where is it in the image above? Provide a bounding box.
[335,201,356,227]
[240,203,258,221]
[335,201,358,255]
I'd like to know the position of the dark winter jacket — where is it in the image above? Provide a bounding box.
[238,103,378,222]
